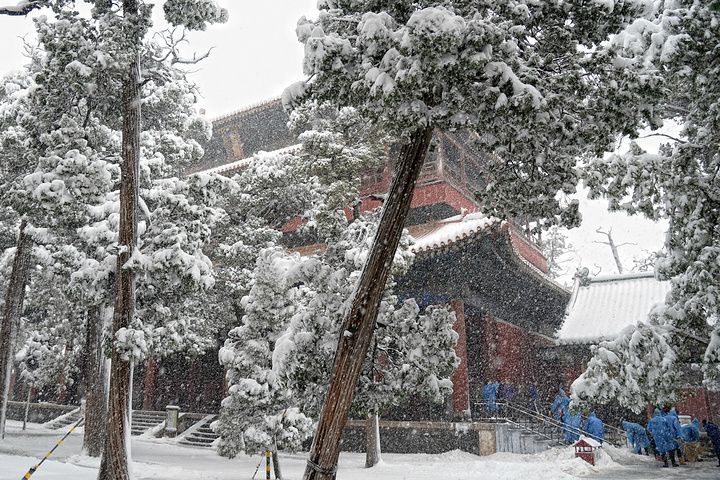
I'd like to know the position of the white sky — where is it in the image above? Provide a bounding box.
[0,0,669,285]
[0,0,319,116]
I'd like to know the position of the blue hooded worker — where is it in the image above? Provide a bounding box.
[682,418,701,463]
[623,421,650,455]
[550,388,570,421]
[563,408,583,444]
[583,412,604,444]
[682,418,700,442]
[529,380,541,415]
[666,409,685,464]
[647,408,678,467]
[482,380,500,415]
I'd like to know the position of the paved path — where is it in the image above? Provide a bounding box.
[585,452,720,479]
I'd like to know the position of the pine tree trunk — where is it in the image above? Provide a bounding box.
[303,127,434,480]
[365,412,381,468]
[272,447,283,480]
[22,387,31,431]
[98,1,141,475]
[83,306,108,457]
[0,220,32,439]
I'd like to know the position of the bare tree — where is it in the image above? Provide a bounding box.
[594,227,635,274]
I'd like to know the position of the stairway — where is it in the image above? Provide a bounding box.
[177,414,219,448]
[131,410,165,436]
[43,407,82,430]
[475,400,626,454]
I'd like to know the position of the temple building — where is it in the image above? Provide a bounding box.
[553,271,720,422]
[132,98,571,419]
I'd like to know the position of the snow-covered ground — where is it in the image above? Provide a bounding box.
[1,419,718,479]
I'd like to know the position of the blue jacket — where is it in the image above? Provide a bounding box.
[705,421,720,454]
[482,382,500,413]
[647,408,674,453]
[623,421,650,453]
[563,411,583,444]
[682,418,700,443]
[666,410,683,447]
[583,412,604,443]
[550,389,570,420]
[529,383,540,410]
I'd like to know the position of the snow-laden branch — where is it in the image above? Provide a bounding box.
[0,0,47,16]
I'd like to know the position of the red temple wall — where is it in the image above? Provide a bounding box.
[510,231,549,273]
[476,315,543,387]
[675,389,720,422]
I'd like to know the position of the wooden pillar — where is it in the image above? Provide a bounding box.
[450,300,470,421]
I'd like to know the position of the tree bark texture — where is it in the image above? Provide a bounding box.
[83,306,108,457]
[303,127,434,480]
[98,2,141,475]
[0,220,31,439]
[272,447,283,480]
[365,412,381,468]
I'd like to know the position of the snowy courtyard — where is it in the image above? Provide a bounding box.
[1,420,719,480]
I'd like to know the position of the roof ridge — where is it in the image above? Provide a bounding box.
[210,97,282,124]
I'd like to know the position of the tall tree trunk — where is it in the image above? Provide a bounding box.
[271,446,283,480]
[365,412,381,468]
[0,220,32,439]
[22,387,31,431]
[84,306,108,457]
[98,1,141,476]
[142,356,158,411]
[303,127,434,480]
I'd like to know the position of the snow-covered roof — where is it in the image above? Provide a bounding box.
[406,212,503,253]
[199,144,301,176]
[575,436,602,448]
[556,272,671,344]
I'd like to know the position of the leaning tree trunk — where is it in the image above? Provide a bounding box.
[98,2,141,476]
[0,220,31,439]
[303,127,434,480]
[83,306,109,457]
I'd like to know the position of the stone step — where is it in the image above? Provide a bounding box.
[176,415,219,448]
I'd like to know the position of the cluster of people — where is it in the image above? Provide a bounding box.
[481,380,515,415]
[481,380,720,468]
[546,387,605,444]
[623,406,719,468]
[488,382,606,445]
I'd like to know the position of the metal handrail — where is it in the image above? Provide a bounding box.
[472,400,625,448]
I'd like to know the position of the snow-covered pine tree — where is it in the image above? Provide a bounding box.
[542,226,573,281]
[203,102,389,342]
[574,2,720,412]
[217,213,459,469]
[285,3,654,477]
[0,4,228,470]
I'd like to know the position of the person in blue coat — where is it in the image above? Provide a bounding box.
[623,421,650,455]
[682,418,701,462]
[563,409,583,444]
[583,412,604,444]
[682,418,700,442]
[647,408,678,467]
[528,380,541,415]
[482,380,500,415]
[666,409,684,464]
[550,388,570,421]
[702,420,720,467]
